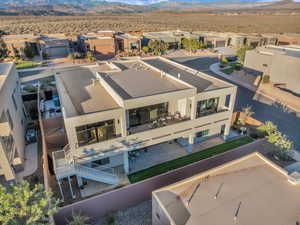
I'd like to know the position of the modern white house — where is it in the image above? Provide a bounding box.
[50,57,237,198]
[0,63,27,182]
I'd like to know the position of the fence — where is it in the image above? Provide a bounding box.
[54,139,266,225]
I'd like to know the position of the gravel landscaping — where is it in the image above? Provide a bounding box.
[95,200,152,225]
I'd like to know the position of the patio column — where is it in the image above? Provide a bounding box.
[190,97,197,120]
[123,151,129,174]
[187,134,195,153]
[223,123,231,141]
[57,179,64,202]
[68,176,76,199]
[77,175,83,187]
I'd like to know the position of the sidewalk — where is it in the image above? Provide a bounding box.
[16,143,38,180]
[210,63,300,113]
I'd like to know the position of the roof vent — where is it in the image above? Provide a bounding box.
[178,73,181,79]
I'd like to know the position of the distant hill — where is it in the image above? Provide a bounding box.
[0,0,299,15]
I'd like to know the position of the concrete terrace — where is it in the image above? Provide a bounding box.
[143,58,230,93]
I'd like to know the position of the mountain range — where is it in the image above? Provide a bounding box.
[0,0,299,15]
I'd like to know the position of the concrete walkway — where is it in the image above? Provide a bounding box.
[17,143,38,180]
[210,63,300,113]
[129,136,225,173]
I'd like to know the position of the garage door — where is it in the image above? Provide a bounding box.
[47,47,68,58]
[215,41,226,48]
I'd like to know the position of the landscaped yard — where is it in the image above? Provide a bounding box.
[16,61,40,69]
[128,136,254,183]
[221,62,242,75]
[221,67,235,75]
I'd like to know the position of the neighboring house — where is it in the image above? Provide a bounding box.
[115,33,141,53]
[244,45,300,94]
[1,34,39,58]
[78,32,116,59]
[37,35,70,58]
[198,33,229,48]
[277,33,300,46]
[50,56,236,198]
[152,152,300,225]
[0,63,26,182]
[143,30,200,49]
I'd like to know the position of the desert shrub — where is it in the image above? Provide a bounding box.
[262,75,270,84]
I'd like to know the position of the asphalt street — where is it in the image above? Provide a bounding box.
[172,56,300,149]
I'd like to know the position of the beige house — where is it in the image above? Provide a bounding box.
[0,63,26,182]
[152,152,300,225]
[244,45,300,94]
[50,57,236,198]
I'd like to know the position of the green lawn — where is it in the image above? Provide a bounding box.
[221,67,235,75]
[128,136,254,183]
[16,61,40,69]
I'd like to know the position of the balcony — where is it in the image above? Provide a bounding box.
[70,110,231,163]
[128,113,191,135]
[0,135,15,161]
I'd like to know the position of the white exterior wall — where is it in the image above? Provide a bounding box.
[0,63,26,181]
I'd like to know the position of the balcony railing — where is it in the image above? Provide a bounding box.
[0,135,14,161]
[128,114,190,135]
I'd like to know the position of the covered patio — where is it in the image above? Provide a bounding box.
[128,136,225,174]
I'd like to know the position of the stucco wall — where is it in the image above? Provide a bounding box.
[0,63,26,180]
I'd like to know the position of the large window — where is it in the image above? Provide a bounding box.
[76,120,116,147]
[196,97,219,118]
[196,129,209,137]
[129,103,168,127]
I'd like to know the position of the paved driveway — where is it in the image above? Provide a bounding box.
[172,56,300,149]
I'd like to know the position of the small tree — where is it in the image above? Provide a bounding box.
[181,38,200,53]
[24,45,35,59]
[86,51,95,62]
[0,180,59,225]
[142,46,149,54]
[220,56,228,65]
[257,121,293,160]
[68,52,76,64]
[42,52,49,60]
[237,45,252,64]
[0,41,8,61]
[68,212,89,225]
[240,105,254,125]
[148,40,158,51]
[257,121,277,136]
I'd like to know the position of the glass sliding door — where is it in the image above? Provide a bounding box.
[196,97,219,118]
[76,120,116,147]
[128,103,168,128]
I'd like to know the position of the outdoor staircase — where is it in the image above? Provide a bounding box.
[53,144,119,185]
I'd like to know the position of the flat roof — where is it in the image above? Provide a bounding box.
[57,66,120,116]
[143,58,229,92]
[0,63,12,76]
[154,153,300,225]
[100,61,190,99]
[257,46,300,58]
[0,62,13,89]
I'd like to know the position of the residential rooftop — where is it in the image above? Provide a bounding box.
[153,153,300,225]
[56,66,120,117]
[143,58,230,92]
[99,61,191,100]
[0,63,13,89]
[257,46,300,58]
